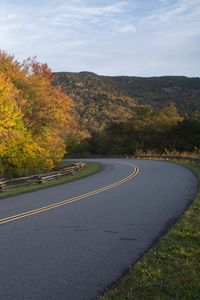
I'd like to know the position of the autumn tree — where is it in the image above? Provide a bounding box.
[128,103,181,150]
[85,103,182,156]
[0,51,74,177]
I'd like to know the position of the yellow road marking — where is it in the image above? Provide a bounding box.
[0,163,140,225]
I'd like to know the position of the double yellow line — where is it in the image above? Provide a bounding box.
[0,163,140,226]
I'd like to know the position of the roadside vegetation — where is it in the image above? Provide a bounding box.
[0,162,101,199]
[100,161,200,300]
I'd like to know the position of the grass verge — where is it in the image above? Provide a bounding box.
[0,162,101,199]
[100,161,200,300]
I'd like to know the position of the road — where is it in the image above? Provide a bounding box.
[0,159,198,300]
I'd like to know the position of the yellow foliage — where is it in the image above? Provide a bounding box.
[0,74,23,134]
[0,51,74,176]
[131,103,182,131]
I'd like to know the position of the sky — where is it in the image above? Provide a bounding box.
[0,0,200,77]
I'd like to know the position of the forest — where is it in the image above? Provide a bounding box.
[54,72,200,158]
[54,71,200,133]
[0,52,200,177]
[65,104,200,157]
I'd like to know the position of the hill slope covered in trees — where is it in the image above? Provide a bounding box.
[54,72,200,156]
[54,72,200,132]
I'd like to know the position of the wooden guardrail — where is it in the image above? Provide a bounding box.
[0,162,85,193]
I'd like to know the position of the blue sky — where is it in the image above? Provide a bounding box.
[0,0,200,76]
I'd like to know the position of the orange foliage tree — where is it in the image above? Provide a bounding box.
[0,51,74,177]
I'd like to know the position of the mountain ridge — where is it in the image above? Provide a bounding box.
[55,71,199,79]
[53,71,200,132]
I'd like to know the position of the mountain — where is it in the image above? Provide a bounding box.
[53,72,200,132]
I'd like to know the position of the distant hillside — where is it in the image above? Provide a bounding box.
[54,72,200,131]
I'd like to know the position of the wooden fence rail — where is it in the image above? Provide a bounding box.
[0,162,85,193]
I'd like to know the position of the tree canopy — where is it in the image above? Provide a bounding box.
[0,51,74,177]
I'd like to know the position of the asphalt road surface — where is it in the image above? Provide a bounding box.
[0,159,198,300]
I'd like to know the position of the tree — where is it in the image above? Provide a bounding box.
[0,51,74,176]
[169,111,200,152]
[129,103,181,151]
[87,103,182,156]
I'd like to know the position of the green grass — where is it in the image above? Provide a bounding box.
[0,162,101,199]
[100,161,200,300]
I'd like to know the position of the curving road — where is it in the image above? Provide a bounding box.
[0,159,198,300]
